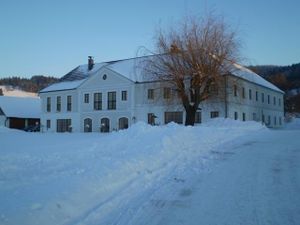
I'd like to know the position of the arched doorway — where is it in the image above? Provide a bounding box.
[84,118,92,132]
[119,117,128,130]
[100,118,110,133]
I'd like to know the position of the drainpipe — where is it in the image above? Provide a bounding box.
[224,75,228,118]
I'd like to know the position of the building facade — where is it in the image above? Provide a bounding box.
[39,57,284,132]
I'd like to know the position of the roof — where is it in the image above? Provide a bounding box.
[231,63,284,93]
[0,96,40,119]
[40,56,284,94]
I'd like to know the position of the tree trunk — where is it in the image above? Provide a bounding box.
[185,106,196,126]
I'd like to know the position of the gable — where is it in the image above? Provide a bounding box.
[79,67,133,90]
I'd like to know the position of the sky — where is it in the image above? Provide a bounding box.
[0,0,299,78]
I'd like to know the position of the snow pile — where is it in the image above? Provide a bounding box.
[284,118,300,130]
[0,119,265,225]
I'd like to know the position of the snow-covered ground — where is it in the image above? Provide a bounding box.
[0,85,38,98]
[0,119,299,225]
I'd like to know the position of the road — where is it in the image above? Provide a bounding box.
[123,129,300,225]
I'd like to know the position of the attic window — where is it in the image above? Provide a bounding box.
[103,74,107,80]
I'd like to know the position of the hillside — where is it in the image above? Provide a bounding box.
[0,76,59,94]
[0,85,38,98]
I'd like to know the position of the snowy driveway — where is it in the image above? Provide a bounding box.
[126,129,300,225]
[0,121,299,225]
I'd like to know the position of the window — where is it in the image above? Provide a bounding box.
[279,117,282,125]
[195,111,202,124]
[148,89,154,100]
[57,119,72,132]
[67,96,72,111]
[163,87,171,99]
[234,85,237,96]
[121,91,127,101]
[268,115,271,125]
[256,91,258,101]
[56,96,61,112]
[84,118,92,132]
[94,93,102,110]
[46,120,51,129]
[273,96,276,105]
[262,114,265,124]
[262,93,265,103]
[279,98,281,106]
[148,113,155,125]
[47,97,51,112]
[242,87,245,98]
[267,95,270,104]
[164,111,183,124]
[234,112,238,120]
[84,93,89,103]
[108,91,116,110]
[253,113,257,121]
[119,117,129,129]
[100,118,110,133]
[249,89,252,100]
[242,113,246,121]
[210,111,219,118]
[274,116,277,126]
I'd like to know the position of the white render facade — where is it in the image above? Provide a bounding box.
[39,57,284,132]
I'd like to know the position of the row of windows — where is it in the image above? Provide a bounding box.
[147,88,172,100]
[233,111,282,126]
[47,96,72,112]
[84,91,127,110]
[83,117,128,132]
[233,85,281,107]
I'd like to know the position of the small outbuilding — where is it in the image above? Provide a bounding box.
[0,96,40,130]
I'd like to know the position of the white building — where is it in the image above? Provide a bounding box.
[39,57,284,132]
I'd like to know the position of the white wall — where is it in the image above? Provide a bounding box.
[226,75,284,127]
[0,115,6,127]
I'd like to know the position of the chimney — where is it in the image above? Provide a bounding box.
[88,56,94,71]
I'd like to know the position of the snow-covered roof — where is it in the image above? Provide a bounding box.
[39,79,87,93]
[40,56,283,93]
[231,64,284,93]
[0,96,40,118]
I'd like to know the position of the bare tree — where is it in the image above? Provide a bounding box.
[143,14,240,126]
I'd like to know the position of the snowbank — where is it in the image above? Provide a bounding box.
[0,119,266,225]
[284,118,300,130]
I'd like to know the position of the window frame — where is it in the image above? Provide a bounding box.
[56,96,61,112]
[148,89,154,100]
[121,90,127,101]
[84,93,89,103]
[67,95,72,112]
[108,91,116,110]
[94,93,102,110]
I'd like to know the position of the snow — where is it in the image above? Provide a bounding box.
[0,96,40,118]
[39,79,87,93]
[2,119,299,225]
[232,63,284,93]
[0,85,38,98]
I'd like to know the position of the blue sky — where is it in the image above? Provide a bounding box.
[0,0,299,78]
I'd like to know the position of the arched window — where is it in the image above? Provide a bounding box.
[84,118,92,132]
[100,118,110,133]
[119,117,128,130]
